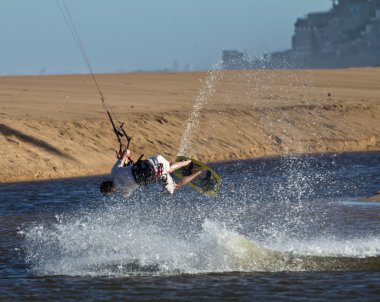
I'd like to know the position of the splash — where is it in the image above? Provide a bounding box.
[21,199,380,276]
[178,61,223,157]
[20,154,380,276]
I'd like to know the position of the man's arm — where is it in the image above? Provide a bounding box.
[111,149,132,176]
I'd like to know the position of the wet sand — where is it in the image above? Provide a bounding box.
[358,191,380,202]
[0,68,379,182]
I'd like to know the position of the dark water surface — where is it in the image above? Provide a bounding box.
[1,152,380,301]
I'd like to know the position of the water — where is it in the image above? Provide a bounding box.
[1,152,380,301]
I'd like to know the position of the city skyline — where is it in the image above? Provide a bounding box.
[1,0,332,75]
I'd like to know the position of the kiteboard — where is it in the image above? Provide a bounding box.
[173,156,221,197]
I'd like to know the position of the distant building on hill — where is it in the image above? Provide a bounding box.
[223,0,380,69]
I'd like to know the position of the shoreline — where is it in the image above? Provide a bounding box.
[1,150,379,185]
[1,150,379,203]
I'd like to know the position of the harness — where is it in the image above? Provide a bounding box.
[132,158,155,185]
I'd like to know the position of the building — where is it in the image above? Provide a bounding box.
[222,0,380,69]
[291,0,380,68]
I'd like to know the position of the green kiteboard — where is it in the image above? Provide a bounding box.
[173,156,221,197]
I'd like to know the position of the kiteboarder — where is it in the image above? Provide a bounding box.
[100,148,204,197]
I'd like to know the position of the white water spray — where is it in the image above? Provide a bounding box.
[178,62,223,157]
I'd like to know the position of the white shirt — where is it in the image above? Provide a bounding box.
[111,159,139,197]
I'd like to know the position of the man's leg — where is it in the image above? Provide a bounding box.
[169,160,191,173]
[176,170,204,188]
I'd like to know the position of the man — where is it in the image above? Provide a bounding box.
[100,148,204,197]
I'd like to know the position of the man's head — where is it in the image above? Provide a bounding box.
[100,180,116,195]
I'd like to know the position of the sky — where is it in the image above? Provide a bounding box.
[0,0,332,75]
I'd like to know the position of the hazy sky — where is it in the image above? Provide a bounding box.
[1,0,332,75]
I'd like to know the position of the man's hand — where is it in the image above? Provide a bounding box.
[121,149,131,166]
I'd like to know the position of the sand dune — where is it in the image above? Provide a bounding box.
[0,68,379,182]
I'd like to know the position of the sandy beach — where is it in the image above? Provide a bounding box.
[0,68,379,183]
